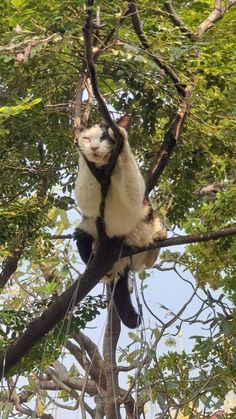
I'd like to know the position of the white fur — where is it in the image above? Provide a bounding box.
[105,209,167,277]
[81,203,167,281]
[75,125,145,238]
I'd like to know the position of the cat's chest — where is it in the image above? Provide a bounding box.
[75,158,102,216]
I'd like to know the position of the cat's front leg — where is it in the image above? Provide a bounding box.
[153,228,167,241]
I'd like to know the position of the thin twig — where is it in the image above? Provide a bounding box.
[164,1,194,39]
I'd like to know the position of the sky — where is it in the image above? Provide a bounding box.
[44,229,220,419]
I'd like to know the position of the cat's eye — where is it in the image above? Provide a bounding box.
[82,136,90,141]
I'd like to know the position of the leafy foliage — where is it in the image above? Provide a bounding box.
[0,0,235,417]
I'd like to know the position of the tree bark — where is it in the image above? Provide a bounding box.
[102,295,122,419]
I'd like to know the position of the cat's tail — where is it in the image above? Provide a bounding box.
[112,268,141,329]
[74,228,140,329]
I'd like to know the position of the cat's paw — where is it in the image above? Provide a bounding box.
[153,228,167,241]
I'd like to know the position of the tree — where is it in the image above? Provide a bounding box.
[0,0,236,417]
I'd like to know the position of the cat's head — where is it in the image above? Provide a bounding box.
[76,114,131,167]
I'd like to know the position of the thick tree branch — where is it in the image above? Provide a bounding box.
[52,225,236,254]
[76,331,103,364]
[102,294,121,418]
[66,339,107,390]
[123,225,236,257]
[0,238,123,377]
[195,0,236,39]
[145,84,192,194]
[128,0,186,96]
[0,228,28,289]
[40,376,97,397]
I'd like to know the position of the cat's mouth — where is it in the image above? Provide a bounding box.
[88,151,110,165]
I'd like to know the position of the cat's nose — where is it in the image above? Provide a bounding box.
[91,145,99,151]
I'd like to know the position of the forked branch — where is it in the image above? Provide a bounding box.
[164,1,194,39]
[195,0,236,39]
[164,0,236,40]
[128,0,186,96]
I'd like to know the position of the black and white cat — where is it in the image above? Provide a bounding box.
[74,116,166,328]
[75,115,146,238]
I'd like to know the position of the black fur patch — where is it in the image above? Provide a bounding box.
[74,227,94,264]
[100,125,115,144]
[112,268,141,329]
[144,205,155,223]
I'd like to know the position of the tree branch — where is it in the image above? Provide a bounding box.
[164,1,194,39]
[128,0,186,96]
[123,225,236,258]
[66,338,107,390]
[0,238,123,377]
[145,84,192,194]
[42,364,98,396]
[0,227,28,289]
[52,225,236,255]
[102,291,122,418]
[75,331,104,373]
[195,0,236,39]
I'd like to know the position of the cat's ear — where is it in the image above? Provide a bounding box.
[74,116,87,133]
[116,114,131,131]
[78,122,87,132]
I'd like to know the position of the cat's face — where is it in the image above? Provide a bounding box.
[77,125,114,166]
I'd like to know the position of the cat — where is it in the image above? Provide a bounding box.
[74,114,146,238]
[74,115,166,328]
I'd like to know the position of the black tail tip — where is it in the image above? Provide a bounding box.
[121,313,141,329]
[117,313,141,329]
